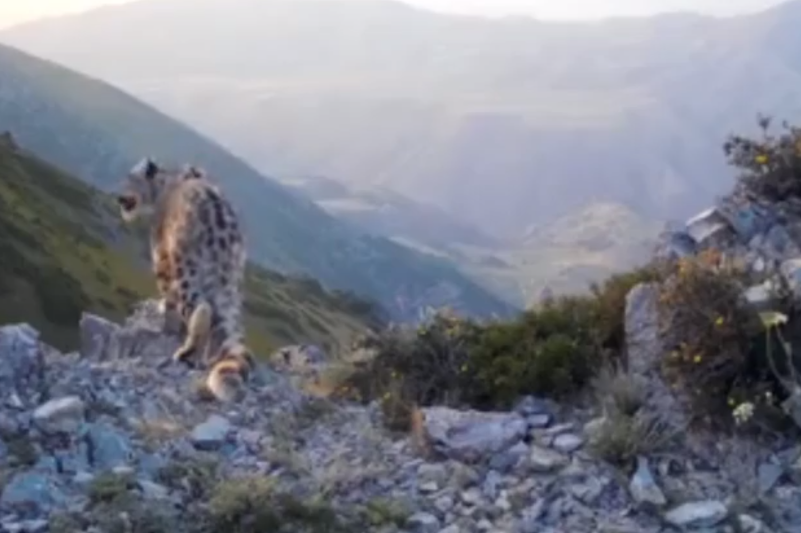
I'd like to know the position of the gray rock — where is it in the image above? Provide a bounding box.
[514,396,555,417]
[0,324,42,391]
[781,259,801,299]
[552,434,583,453]
[434,495,454,514]
[32,396,85,434]
[417,463,448,486]
[86,423,133,469]
[422,407,527,463]
[528,445,568,473]
[191,415,233,451]
[664,500,728,528]
[137,479,170,500]
[1,519,49,533]
[79,313,121,360]
[629,456,666,507]
[526,414,551,429]
[758,462,784,496]
[1,472,65,511]
[625,283,688,431]
[738,514,773,533]
[743,281,780,312]
[408,511,440,533]
[685,207,733,248]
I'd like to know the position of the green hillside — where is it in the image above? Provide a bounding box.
[0,42,515,321]
[0,135,382,356]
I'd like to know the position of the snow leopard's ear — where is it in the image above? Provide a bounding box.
[131,157,160,180]
[180,163,206,180]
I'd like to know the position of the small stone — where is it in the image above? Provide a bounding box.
[419,481,440,494]
[494,495,511,512]
[527,414,551,429]
[2,519,48,533]
[1,472,65,511]
[757,462,784,496]
[528,444,569,473]
[408,511,440,533]
[422,407,527,462]
[73,472,95,485]
[418,463,448,485]
[570,476,605,505]
[438,525,461,533]
[460,488,482,506]
[138,479,170,500]
[191,415,232,451]
[434,495,454,514]
[476,519,493,531]
[32,396,85,434]
[87,424,133,469]
[738,514,772,533]
[552,434,583,453]
[514,396,554,417]
[481,470,502,500]
[629,456,666,507]
[665,500,728,528]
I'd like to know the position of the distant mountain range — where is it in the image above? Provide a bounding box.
[5,0,801,243]
[0,41,515,320]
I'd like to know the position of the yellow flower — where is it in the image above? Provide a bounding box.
[755,154,768,164]
[460,364,468,373]
[714,316,724,327]
[693,354,702,364]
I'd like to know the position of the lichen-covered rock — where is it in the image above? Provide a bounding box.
[421,407,527,463]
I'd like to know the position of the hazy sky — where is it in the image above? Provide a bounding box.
[0,0,788,29]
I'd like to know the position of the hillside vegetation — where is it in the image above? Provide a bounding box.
[0,41,515,321]
[0,136,382,355]
[6,0,801,240]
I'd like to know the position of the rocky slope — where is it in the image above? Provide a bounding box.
[0,291,798,532]
[0,42,515,321]
[0,134,382,356]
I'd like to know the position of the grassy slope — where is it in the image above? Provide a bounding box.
[0,138,381,356]
[0,43,515,321]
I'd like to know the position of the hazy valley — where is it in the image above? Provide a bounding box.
[5,0,801,303]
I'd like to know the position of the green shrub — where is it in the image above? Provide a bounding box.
[724,115,801,202]
[205,476,348,533]
[587,363,677,467]
[342,265,660,426]
[655,251,793,429]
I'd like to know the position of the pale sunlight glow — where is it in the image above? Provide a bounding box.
[0,0,788,29]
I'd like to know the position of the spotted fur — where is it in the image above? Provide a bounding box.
[116,158,254,402]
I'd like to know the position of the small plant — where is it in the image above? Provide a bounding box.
[205,476,347,533]
[87,471,134,505]
[592,362,647,418]
[360,498,410,528]
[587,364,676,467]
[657,251,762,422]
[588,410,677,468]
[724,115,801,202]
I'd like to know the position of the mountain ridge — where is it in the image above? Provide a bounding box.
[0,41,515,319]
[4,0,795,240]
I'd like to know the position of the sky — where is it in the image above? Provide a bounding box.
[0,0,788,30]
